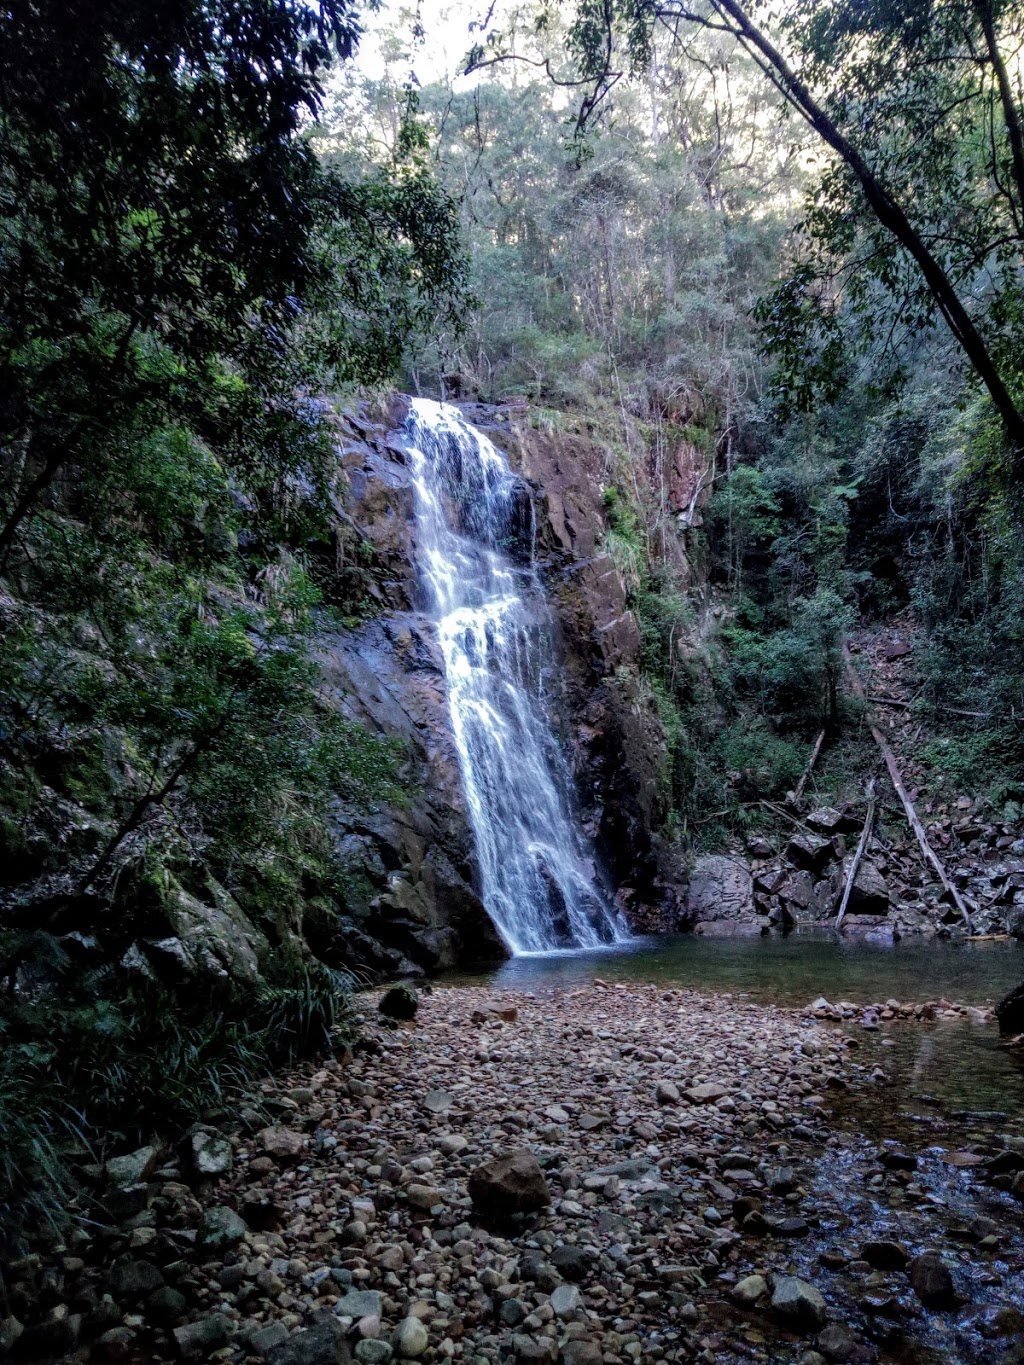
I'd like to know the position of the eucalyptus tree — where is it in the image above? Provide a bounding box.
[501,0,1024,460]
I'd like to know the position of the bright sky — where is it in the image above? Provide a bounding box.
[352,0,513,87]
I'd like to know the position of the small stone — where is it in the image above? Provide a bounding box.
[423,1089,453,1114]
[685,1082,729,1104]
[394,1317,429,1359]
[197,1204,247,1250]
[106,1145,161,1188]
[147,1286,188,1324]
[549,1283,582,1319]
[437,1134,468,1155]
[909,1251,958,1309]
[190,1131,234,1178]
[257,1126,307,1161]
[336,1291,383,1320]
[771,1276,827,1332]
[560,1343,603,1365]
[173,1313,234,1358]
[357,1343,394,1365]
[549,1245,595,1282]
[655,1081,680,1104]
[406,1183,442,1210]
[816,1324,860,1363]
[731,1274,768,1307]
[861,1240,909,1271]
[108,1259,164,1298]
[512,1335,557,1363]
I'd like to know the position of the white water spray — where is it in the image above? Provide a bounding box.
[405,398,628,954]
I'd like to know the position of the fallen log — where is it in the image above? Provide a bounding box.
[844,645,972,932]
[867,693,991,721]
[792,728,827,804]
[835,776,876,931]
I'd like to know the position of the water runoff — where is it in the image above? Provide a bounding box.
[405,398,628,955]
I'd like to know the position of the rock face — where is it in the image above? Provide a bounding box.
[314,398,688,973]
[685,855,755,927]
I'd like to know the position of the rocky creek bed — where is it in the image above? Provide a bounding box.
[3,984,1023,1365]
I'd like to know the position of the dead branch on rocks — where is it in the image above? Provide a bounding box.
[835,776,876,931]
[867,693,991,720]
[844,645,972,932]
[792,728,827,804]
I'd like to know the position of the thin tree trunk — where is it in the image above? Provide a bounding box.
[973,0,1024,229]
[792,728,826,804]
[843,646,972,931]
[693,0,1024,454]
[835,776,876,931]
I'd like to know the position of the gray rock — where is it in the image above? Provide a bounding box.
[848,859,890,914]
[336,1291,383,1320]
[685,855,754,922]
[173,1313,234,1358]
[468,1149,550,1217]
[405,1183,442,1211]
[393,1317,429,1359]
[549,1244,595,1281]
[512,1336,557,1363]
[190,1131,233,1178]
[108,1259,164,1298]
[655,1080,680,1104]
[267,1312,350,1365]
[423,1089,452,1113]
[549,1283,582,1319]
[909,1251,958,1308]
[356,1343,393,1365]
[786,834,833,874]
[771,1276,827,1332]
[816,1324,860,1363]
[146,1286,188,1324]
[559,1343,603,1365]
[250,1322,290,1357]
[197,1205,247,1250]
[106,1145,161,1188]
[257,1126,307,1161]
[731,1274,768,1307]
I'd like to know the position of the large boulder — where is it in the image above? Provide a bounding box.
[847,859,890,914]
[685,855,754,923]
[469,1150,550,1218]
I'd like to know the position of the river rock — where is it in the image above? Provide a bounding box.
[105,1145,160,1188]
[732,1274,768,1307]
[549,1283,582,1319]
[336,1291,383,1320]
[909,1251,958,1308]
[197,1205,247,1250]
[379,984,419,1020]
[468,1149,550,1217]
[108,1258,164,1298]
[267,1312,350,1365]
[173,1313,234,1358]
[685,1081,729,1104]
[189,1130,233,1178]
[771,1276,827,1331]
[258,1126,307,1161]
[393,1317,428,1358]
[861,1239,908,1270]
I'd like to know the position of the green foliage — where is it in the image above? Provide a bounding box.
[0,959,352,1253]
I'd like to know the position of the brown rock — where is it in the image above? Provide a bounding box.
[468,1149,550,1218]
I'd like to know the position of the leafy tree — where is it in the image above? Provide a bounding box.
[540,0,1024,458]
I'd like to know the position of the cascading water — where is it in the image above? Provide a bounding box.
[405,397,629,955]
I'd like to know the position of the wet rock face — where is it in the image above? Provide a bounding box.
[322,400,684,967]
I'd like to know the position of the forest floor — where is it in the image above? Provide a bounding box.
[8,983,1024,1365]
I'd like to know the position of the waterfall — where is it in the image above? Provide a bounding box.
[404,398,629,955]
